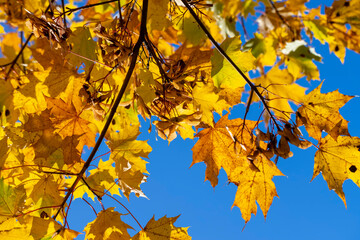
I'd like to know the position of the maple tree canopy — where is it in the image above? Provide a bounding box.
[0,0,360,239]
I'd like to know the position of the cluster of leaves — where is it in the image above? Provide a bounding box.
[0,0,359,238]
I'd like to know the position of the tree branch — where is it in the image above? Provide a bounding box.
[180,0,280,130]
[3,33,33,80]
[2,4,52,79]
[267,0,295,35]
[62,0,118,16]
[53,0,149,220]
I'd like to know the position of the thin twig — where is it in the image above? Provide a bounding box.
[81,177,102,200]
[144,35,171,82]
[68,50,112,68]
[239,15,249,40]
[180,0,280,131]
[64,193,73,227]
[104,192,144,231]
[62,0,118,16]
[61,0,67,28]
[53,0,150,220]
[4,33,33,80]
[82,198,98,216]
[20,32,26,73]
[117,0,122,21]
[267,0,294,35]
[3,4,51,79]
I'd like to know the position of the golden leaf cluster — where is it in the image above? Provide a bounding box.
[0,0,359,238]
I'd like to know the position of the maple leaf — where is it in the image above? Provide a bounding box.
[282,40,322,80]
[243,32,277,67]
[0,32,20,63]
[313,135,360,205]
[217,0,257,18]
[0,215,79,240]
[191,113,258,187]
[296,82,353,140]
[176,11,222,46]
[136,69,157,106]
[30,38,67,69]
[132,215,191,240]
[211,36,256,89]
[230,154,284,223]
[84,207,132,240]
[21,173,64,217]
[46,96,97,153]
[251,66,306,119]
[86,159,121,199]
[192,83,229,126]
[0,79,19,125]
[106,125,152,198]
[0,178,26,217]
[23,109,80,165]
[147,0,171,32]
[66,26,97,69]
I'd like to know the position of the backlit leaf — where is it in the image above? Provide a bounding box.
[313,135,360,205]
[211,37,256,88]
[132,215,191,240]
[84,207,132,240]
[296,82,353,140]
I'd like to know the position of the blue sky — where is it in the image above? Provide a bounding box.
[66,1,360,239]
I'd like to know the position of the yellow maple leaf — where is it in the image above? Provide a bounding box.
[0,215,78,240]
[0,79,20,125]
[0,32,20,62]
[21,173,64,217]
[22,109,83,166]
[211,36,256,89]
[282,40,322,80]
[46,96,97,152]
[230,155,284,223]
[313,135,360,205]
[136,69,157,106]
[84,207,132,240]
[66,26,97,69]
[192,83,229,126]
[86,159,120,199]
[251,66,306,119]
[106,125,152,198]
[176,11,222,47]
[147,0,171,32]
[191,114,258,187]
[296,82,353,140]
[243,32,277,67]
[132,215,191,240]
[13,73,48,114]
[217,0,257,18]
[0,178,26,217]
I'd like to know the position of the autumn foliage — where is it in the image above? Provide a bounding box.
[0,0,360,239]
